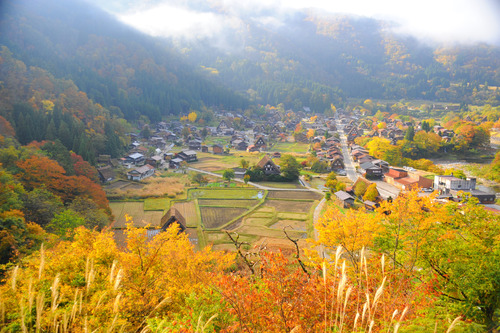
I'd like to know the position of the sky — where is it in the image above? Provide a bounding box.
[90,0,500,46]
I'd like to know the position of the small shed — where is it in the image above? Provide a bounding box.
[334,191,355,208]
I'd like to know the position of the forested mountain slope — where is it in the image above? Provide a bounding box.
[0,0,249,122]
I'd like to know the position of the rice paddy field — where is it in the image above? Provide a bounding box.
[189,188,264,200]
[267,190,323,200]
[170,201,199,228]
[200,207,248,229]
[109,177,323,253]
[110,201,164,228]
[198,199,260,208]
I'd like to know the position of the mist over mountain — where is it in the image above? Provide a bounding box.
[166,7,500,110]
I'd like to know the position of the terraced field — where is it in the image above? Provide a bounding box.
[267,190,322,200]
[110,201,164,228]
[200,207,248,229]
[170,201,199,228]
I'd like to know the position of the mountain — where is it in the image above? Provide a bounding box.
[0,0,250,122]
[169,8,500,110]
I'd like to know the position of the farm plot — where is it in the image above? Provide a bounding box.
[200,207,247,229]
[144,198,170,211]
[170,201,198,228]
[267,190,322,200]
[198,199,259,208]
[271,219,307,232]
[110,201,164,228]
[263,199,316,213]
[189,188,264,200]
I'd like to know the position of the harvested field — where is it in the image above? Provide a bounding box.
[270,220,307,232]
[106,180,129,190]
[244,217,274,227]
[106,175,186,198]
[276,212,309,220]
[267,190,322,200]
[189,188,264,200]
[257,182,304,189]
[236,225,305,239]
[263,199,316,213]
[171,201,198,228]
[200,207,247,229]
[198,199,259,208]
[110,201,164,228]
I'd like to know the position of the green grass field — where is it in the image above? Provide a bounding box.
[258,181,305,189]
[143,198,170,211]
[272,142,310,153]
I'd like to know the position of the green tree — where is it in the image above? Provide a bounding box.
[404,126,415,141]
[47,209,85,239]
[240,159,250,169]
[311,160,328,173]
[421,201,500,329]
[68,197,110,230]
[192,173,208,186]
[23,188,63,227]
[222,169,235,182]
[280,154,301,181]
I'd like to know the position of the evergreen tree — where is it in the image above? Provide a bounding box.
[404,126,415,141]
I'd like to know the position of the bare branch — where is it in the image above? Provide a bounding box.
[283,227,310,276]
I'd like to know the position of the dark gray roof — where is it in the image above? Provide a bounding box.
[335,191,354,201]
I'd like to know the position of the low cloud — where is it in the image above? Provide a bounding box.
[104,0,500,46]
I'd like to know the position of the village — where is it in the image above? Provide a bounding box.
[93,104,499,250]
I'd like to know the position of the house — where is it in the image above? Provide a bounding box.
[247,145,259,152]
[159,208,187,233]
[256,155,281,175]
[213,144,224,154]
[127,164,155,181]
[254,136,267,150]
[271,124,283,134]
[177,150,198,162]
[359,162,383,179]
[97,155,111,165]
[329,156,345,171]
[145,155,164,168]
[124,153,145,165]
[254,125,265,133]
[201,145,209,153]
[364,200,380,211]
[217,120,230,133]
[188,140,202,151]
[371,159,390,173]
[235,140,248,151]
[434,175,476,193]
[232,167,247,179]
[334,191,355,208]
[467,190,496,204]
[169,158,183,169]
[97,166,116,183]
[384,168,408,185]
[272,152,282,159]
